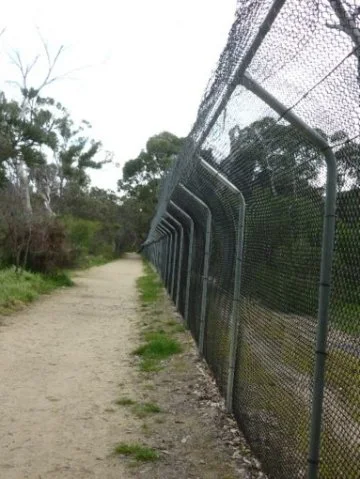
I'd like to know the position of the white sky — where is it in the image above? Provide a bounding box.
[0,0,236,191]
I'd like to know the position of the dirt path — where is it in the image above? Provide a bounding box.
[0,255,143,479]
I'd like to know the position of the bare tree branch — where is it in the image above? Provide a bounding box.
[327,0,360,82]
[328,0,360,49]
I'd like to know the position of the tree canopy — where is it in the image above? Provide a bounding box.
[117,131,183,250]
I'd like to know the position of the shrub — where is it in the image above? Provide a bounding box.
[26,218,73,273]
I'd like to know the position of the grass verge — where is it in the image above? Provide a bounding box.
[134,263,184,372]
[115,397,162,418]
[132,402,162,418]
[136,263,162,304]
[0,268,73,314]
[133,331,182,372]
[114,442,159,462]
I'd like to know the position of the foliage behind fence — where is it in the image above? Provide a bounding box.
[142,1,360,477]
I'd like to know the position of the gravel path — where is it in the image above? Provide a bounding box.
[0,255,142,479]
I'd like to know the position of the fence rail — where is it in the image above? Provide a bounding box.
[142,1,360,477]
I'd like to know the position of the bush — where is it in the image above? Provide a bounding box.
[0,267,73,313]
[26,218,74,273]
[60,215,115,267]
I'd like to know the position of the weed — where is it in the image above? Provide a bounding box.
[139,358,162,372]
[136,263,162,304]
[133,333,182,360]
[115,397,136,406]
[114,442,159,462]
[172,323,185,333]
[166,320,178,326]
[143,384,156,391]
[0,268,73,314]
[133,402,161,418]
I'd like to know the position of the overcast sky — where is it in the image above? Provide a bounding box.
[0,0,236,190]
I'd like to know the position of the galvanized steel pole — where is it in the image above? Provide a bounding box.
[165,212,184,310]
[162,218,178,301]
[199,158,246,412]
[157,224,171,288]
[179,184,212,355]
[241,73,337,479]
[169,200,195,327]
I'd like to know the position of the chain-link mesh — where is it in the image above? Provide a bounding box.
[142,1,360,477]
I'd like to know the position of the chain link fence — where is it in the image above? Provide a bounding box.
[142,1,360,477]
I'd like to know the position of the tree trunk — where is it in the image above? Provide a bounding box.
[15,160,32,215]
[39,187,55,216]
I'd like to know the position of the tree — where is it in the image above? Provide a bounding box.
[54,113,111,213]
[6,40,66,214]
[331,130,360,190]
[118,132,183,195]
[0,35,119,272]
[0,91,59,214]
[117,131,183,250]
[221,117,324,201]
[327,0,360,83]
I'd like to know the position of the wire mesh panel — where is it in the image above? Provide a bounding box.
[183,159,240,395]
[171,186,207,342]
[142,0,360,477]
[168,203,192,318]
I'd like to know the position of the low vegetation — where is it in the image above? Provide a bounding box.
[112,260,247,478]
[133,263,183,372]
[113,442,159,462]
[132,402,162,418]
[0,268,73,314]
[115,396,162,418]
[115,397,136,406]
[133,331,182,372]
[136,263,162,304]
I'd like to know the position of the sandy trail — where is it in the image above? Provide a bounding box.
[0,255,143,479]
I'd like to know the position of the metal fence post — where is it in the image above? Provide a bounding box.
[179,184,212,355]
[169,200,195,327]
[157,225,171,288]
[165,212,184,310]
[199,158,246,412]
[162,218,178,301]
[240,73,337,479]
[155,230,166,279]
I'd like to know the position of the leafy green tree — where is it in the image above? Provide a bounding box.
[222,117,324,200]
[0,92,59,213]
[55,114,108,201]
[118,132,183,194]
[117,131,183,251]
[331,130,360,190]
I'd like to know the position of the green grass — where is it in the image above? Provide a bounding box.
[136,263,162,304]
[115,397,136,406]
[0,268,73,314]
[135,263,183,372]
[139,358,162,372]
[326,349,360,423]
[331,302,360,335]
[165,320,186,333]
[133,332,182,360]
[134,332,182,372]
[133,402,162,418]
[114,442,159,462]
[114,397,162,417]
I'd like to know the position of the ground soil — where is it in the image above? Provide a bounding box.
[0,254,264,479]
